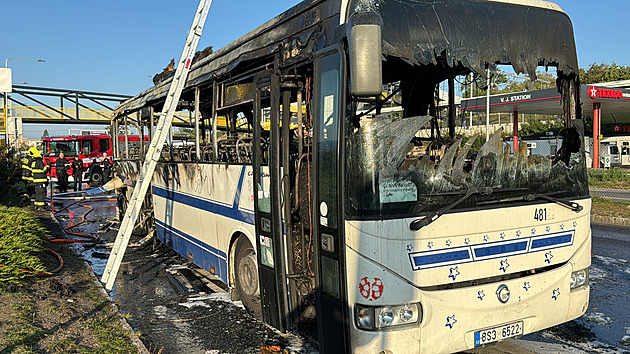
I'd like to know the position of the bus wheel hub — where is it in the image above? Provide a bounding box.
[238,253,259,296]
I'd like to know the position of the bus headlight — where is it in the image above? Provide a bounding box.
[356,307,374,330]
[570,268,589,290]
[378,307,394,327]
[355,303,422,330]
[399,305,414,323]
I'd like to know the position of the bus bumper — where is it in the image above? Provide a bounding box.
[347,242,590,354]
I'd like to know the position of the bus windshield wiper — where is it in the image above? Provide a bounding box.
[477,192,583,213]
[409,186,527,231]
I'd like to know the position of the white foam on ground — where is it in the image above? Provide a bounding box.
[186,293,245,309]
[533,330,626,353]
[584,312,613,326]
[594,255,626,266]
[179,301,212,309]
[590,265,608,280]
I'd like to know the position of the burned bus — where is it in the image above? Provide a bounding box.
[111,0,590,352]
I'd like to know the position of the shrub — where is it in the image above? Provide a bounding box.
[0,142,22,198]
[0,206,48,284]
[588,168,630,182]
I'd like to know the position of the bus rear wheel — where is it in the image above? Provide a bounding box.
[234,236,261,318]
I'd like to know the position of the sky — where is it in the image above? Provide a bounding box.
[1,0,629,137]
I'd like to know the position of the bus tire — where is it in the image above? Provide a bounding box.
[234,235,262,318]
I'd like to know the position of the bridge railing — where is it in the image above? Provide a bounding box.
[11,105,112,122]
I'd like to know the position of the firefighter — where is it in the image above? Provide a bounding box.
[30,149,50,210]
[101,152,112,184]
[72,155,84,191]
[21,147,37,202]
[55,152,70,193]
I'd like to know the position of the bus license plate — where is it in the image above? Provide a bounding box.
[475,321,523,346]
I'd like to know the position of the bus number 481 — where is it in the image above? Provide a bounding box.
[534,208,547,221]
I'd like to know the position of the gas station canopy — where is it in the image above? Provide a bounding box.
[460,84,630,168]
[460,85,630,116]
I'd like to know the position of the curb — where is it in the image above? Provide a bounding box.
[591,214,630,226]
[49,210,150,354]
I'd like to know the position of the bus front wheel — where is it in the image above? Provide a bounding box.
[234,236,261,318]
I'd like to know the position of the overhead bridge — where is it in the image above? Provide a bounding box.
[7,85,131,125]
[3,85,195,126]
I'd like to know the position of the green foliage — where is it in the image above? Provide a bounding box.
[0,142,22,198]
[0,206,48,284]
[494,71,556,93]
[175,127,195,140]
[2,301,46,352]
[520,116,564,137]
[588,168,630,182]
[49,339,80,353]
[579,62,630,84]
[588,168,630,189]
[86,315,137,353]
[591,195,630,219]
[461,134,487,151]
[462,70,556,98]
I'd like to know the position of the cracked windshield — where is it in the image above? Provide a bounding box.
[347,67,589,218]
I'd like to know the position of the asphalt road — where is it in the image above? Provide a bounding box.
[590,187,630,203]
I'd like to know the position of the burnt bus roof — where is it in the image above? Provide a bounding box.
[350,0,577,77]
[114,0,576,117]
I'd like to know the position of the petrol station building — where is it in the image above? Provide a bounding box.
[460,83,630,168]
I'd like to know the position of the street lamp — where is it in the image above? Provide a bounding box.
[3,58,45,145]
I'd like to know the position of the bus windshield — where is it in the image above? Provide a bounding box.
[346,114,589,218]
[46,140,81,157]
[344,0,588,219]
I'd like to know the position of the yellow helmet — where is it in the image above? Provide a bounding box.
[28,147,39,156]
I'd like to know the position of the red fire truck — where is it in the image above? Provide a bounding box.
[43,134,114,184]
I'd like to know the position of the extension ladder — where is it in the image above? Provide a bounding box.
[101,0,213,290]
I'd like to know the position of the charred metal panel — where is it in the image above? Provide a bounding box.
[348,0,578,78]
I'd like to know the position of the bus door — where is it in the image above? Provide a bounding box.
[253,71,290,332]
[313,47,350,353]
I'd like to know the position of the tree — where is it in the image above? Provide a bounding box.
[0,141,22,198]
[494,71,556,93]
[579,62,630,84]
[520,116,564,137]
[461,70,556,98]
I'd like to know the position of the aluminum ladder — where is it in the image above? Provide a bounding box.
[101,0,213,290]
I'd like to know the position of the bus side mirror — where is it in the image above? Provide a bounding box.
[348,12,383,97]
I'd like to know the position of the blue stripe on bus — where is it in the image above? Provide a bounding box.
[151,168,254,225]
[413,250,471,267]
[409,230,576,271]
[155,219,228,283]
[531,234,573,249]
[473,241,528,258]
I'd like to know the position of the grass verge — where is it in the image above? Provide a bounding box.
[591,195,630,219]
[0,207,139,353]
[0,205,48,283]
[588,168,630,189]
